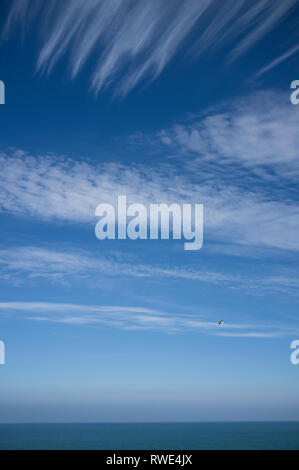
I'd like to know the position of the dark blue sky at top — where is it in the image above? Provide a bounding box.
[0,0,297,159]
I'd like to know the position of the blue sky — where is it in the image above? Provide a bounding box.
[0,0,299,423]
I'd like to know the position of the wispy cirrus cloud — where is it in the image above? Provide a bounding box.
[1,157,299,253]
[0,245,243,286]
[157,91,299,182]
[252,43,299,79]
[0,246,299,297]
[0,300,289,337]
[1,91,299,252]
[3,0,297,96]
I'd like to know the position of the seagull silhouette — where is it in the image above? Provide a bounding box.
[218,320,224,326]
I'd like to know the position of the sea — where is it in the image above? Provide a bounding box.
[0,422,298,450]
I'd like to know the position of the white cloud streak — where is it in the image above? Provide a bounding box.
[0,246,298,296]
[252,43,299,79]
[0,300,289,337]
[3,0,297,96]
[0,246,248,286]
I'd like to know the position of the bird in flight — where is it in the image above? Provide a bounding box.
[218,320,224,326]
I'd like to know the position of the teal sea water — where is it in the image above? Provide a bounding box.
[0,422,298,450]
